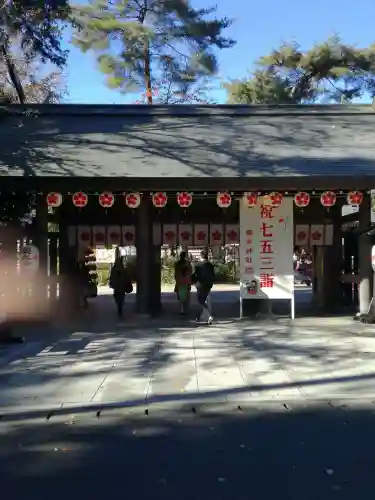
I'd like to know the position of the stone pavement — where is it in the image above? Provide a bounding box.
[1,312,375,411]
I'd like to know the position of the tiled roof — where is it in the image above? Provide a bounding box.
[0,104,374,178]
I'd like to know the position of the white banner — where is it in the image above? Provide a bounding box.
[239,196,294,299]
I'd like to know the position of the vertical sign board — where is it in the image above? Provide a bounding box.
[20,244,39,276]
[371,190,375,223]
[372,245,375,272]
[239,196,295,318]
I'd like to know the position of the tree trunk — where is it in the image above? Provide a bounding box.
[0,45,25,104]
[144,40,152,105]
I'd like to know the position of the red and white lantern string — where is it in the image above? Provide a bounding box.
[347,191,363,206]
[320,191,336,208]
[152,192,168,208]
[244,192,257,207]
[46,192,62,208]
[217,192,232,208]
[72,192,88,208]
[124,192,141,208]
[98,191,115,208]
[177,192,193,208]
[46,190,368,210]
[294,191,310,208]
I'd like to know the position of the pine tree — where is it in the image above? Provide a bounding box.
[224,70,301,104]
[71,0,234,103]
[1,1,69,102]
[225,36,375,104]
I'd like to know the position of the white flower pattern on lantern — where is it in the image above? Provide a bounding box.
[321,191,336,207]
[152,192,168,208]
[98,192,115,208]
[347,191,363,206]
[125,192,141,208]
[72,192,88,208]
[244,192,257,207]
[46,192,62,208]
[217,192,232,208]
[270,192,283,207]
[177,192,192,208]
[294,192,310,208]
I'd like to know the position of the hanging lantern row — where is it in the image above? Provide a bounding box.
[46,190,365,209]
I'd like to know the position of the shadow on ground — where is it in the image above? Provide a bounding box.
[0,400,374,500]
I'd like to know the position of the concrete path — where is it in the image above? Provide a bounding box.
[1,284,374,500]
[1,313,375,411]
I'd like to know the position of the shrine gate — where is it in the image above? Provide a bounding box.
[0,103,374,317]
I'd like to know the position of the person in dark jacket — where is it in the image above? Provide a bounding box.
[192,249,215,324]
[109,258,132,317]
[174,251,192,315]
[77,260,90,308]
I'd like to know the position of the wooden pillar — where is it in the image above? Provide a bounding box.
[342,232,355,306]
[358,195,372,314]
[148,244,162,315]
[136,194,152,314]
[58,220,69,305]
[49,232,58,302]
[35,194,49,302]
[323,206,343,310]
[312,246,325,308]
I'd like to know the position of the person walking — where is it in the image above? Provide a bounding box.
[77,260,90,308]
[174,251,192,315]
[192,249,215,324]
[109,258,133,317]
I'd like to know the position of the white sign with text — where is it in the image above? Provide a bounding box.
[239,196,294,300]
[20,244,39,276]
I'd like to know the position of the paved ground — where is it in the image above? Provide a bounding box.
[1,284,375,499]
[0,290,373,410]
[1,401,375,499]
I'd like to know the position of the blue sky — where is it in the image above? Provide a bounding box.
[64,0,375,104]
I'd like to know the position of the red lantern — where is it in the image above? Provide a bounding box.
[81,231,90,242]
[177,192,192,208]
[347,191,363,206]
[125,192,141,208]
[244,192,257,207]
[294,191,310,208]
[217,192,232,208]
[152,192,167,208]
[98,191,114,208]
[46,192,62,208]
[321,191,336,208]
[72,192,88,208]
[269,192,283,207]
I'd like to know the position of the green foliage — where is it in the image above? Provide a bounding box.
[224,70,299,104]
[95,256,238,286]
[160,255,237,284]
[71,0,235,97]
[2,3,69,68]
[0,37,67,104]
[226,36,375,104]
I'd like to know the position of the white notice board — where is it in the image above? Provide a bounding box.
[239,196,295,318]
